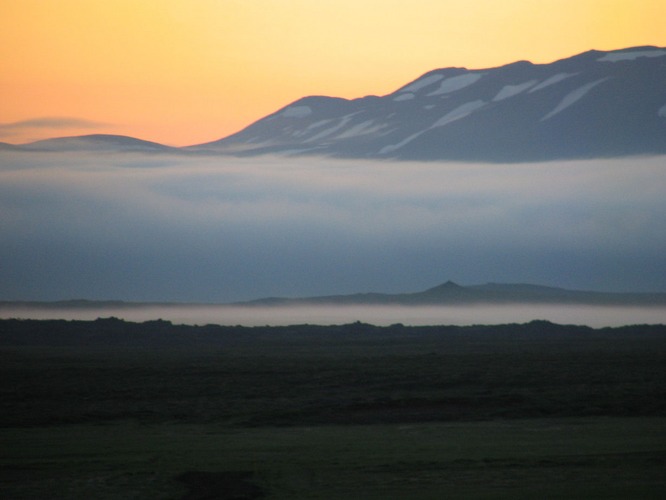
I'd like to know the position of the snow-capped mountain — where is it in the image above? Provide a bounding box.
[195,46,666,162]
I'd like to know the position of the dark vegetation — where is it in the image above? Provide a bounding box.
[1,318,665,498]
[2,318,666,427]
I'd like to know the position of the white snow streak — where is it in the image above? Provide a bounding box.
[379,131,426,155]
[306,119,332,130]
[336,120,385,139]
[541,78,609,121]
[598,49,666,62]
[393,93,415,102]
[399,74,444,93]
[431,100,486,127]
[529,73,576,93]
[492,80,537,101]
[281,106,312,118]
[427,73,483,96]
[305,115,354,142]
[379,99,486,154]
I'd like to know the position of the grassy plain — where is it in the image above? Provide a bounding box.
[1,319,665,498]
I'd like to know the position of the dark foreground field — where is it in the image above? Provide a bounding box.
[1,318,665,498]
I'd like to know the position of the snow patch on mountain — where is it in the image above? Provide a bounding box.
[336,120,385,139]
[379,99,487,155]
[493,80,537,101]
[427,73,483,96]
[432,100,486,127]
[281,106,312,118]
[399,74,444,93]
[541,78,609,121]
[379,131,426,155]
[306,119,333,130]
[393,93,415,102]
[305,115,354,142]
[598,49,666,62]
[529,73,576,92]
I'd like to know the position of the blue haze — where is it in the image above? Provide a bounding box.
[1,151,665,302]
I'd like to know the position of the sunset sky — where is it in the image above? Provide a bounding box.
[2,0,666,146]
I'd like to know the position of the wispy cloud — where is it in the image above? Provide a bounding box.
[0,153,665,301]
[0,117,108,138]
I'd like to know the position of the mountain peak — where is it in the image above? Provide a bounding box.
[421,281,466,294]
[441,280,462,288]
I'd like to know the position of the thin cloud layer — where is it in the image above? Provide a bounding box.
[0,117,108,140]
[1,152,665,302]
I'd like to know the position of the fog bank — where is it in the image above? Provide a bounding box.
[2,304,665,328]
[1,152,665,302]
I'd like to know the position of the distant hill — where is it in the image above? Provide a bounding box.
[0,142,19,151]
[240,281,666,306]
[194,46,666,162]
[3,282,666,309]
[18,134,179,153]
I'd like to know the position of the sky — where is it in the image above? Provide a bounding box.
[2,0,666,146]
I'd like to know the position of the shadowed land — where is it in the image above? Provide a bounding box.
[1,319,665,498]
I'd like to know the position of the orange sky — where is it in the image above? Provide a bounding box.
[1,0,665,146]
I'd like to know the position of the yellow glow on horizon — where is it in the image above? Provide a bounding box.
[1,0,665,145]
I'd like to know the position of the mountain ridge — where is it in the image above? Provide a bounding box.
[195,45,666,162]
[238,281,666,306]
[5,46,666,161]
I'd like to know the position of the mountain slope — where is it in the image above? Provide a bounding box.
[196,46,666,162]
[0,142,20,151]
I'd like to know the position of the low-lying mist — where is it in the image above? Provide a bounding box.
[1,151,665,302]
[2,304,665,328]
